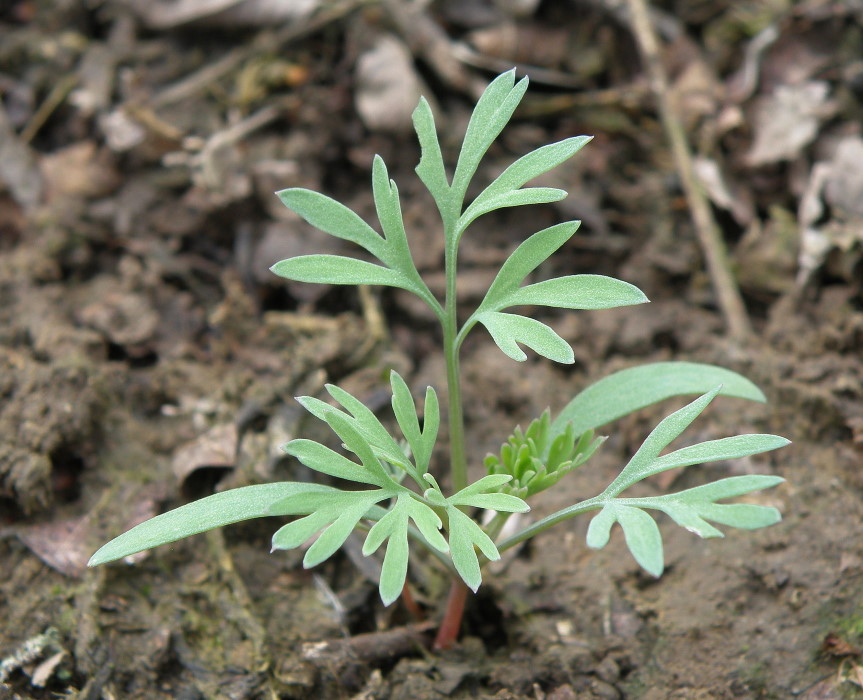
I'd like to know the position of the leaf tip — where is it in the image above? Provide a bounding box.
[646,562,664,578]
[380,589,400,607]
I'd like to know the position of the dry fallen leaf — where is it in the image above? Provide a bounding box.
[694,156,754,226]
[824,136,863,218]
[39,140,121,203]
[77,289,160,348]
[30,650,67,688]
[172,423,237,497]
[355,34,423,134]
[747,82,834,166]
[16,515,94,577]
[120,0,319,29]
[823,632,862,658]
[796,137,863,286]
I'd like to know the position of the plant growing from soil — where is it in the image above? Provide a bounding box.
[89,70,788,650]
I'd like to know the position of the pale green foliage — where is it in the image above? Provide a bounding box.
[90,70,788,610]
[582,387,788,576]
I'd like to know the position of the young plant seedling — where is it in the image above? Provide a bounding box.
[90,71,788,650]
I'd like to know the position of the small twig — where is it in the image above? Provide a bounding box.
[151,0,375,109]
[450,41,584,90]
[382,0,479,98]
[20,74,79,144]
[190,102,283,188]
[624,0,752,339]
[301,620,436,667]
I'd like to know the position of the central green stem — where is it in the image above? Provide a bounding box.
[444,323,468,493]
[436,210,469,651]
[443,235,468,493]
[433,228,471,651]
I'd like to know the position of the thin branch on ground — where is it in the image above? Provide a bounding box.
[624,0,752,340]
[301,620,436,668]
[150,0,375,109]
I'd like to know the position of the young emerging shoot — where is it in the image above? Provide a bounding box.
[90,70,788,651]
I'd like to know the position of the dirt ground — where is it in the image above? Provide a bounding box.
[2,1,863,698]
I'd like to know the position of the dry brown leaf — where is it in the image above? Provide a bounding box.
[694,156,754,226]
[823,633,861,658]
[747,82,834,166]
[16,515,94,577]
[30,650,66,687]
[121,0,319,29]
[824,136,863,219]
[172,423,237,496]
[355,34,424,134]
[77,289,160,348]
[466,22,570,68]
[39,141,120,201]
[796,137,863,286]
[668,59,721,129]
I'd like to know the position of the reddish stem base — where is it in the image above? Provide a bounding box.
[433,579,469,650]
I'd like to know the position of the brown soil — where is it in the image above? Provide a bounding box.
[2,1,863,698]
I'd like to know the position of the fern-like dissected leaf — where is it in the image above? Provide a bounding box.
[458,136,592,233]
[446,506,501,592]
[601,388,789,498]
[649,475,785,536]
[586,474,784,576]
[327,383,418,477]
[412,96,452,225]
[451,70,529,206]
[586,503,664,576]
[362,493,449,605]
[371,155,410,265]
[505,275,648,311]
[271,490,389,568]
[580,391,787,576]
[417,473,526,591]
[295,374,439,486]
[371,156,440,315]
[88,482,337,566]
[448,474,530,513]
[283,437,385,486]
[298,393,411,473]
[270,254,410,289]
[389,371,439,473]
[276,188,388,261]
[477,311,574,364]
[550,362,769,440]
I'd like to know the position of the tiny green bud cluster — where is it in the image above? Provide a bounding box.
[485,411,604,498]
